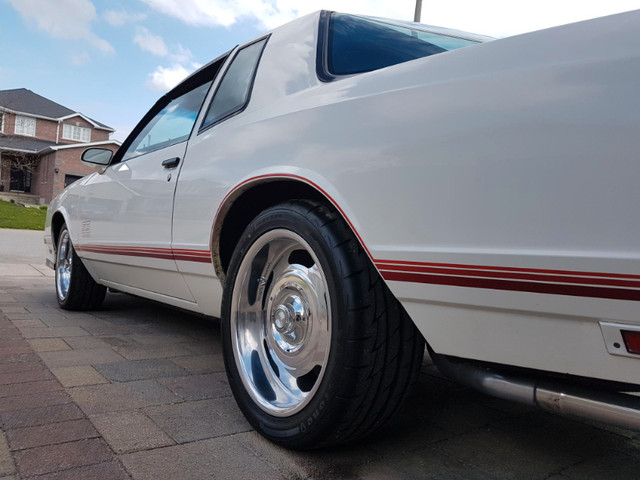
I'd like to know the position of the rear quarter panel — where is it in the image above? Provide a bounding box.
[175,11,640,383]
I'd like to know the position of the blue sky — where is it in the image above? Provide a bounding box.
[1,0,639,142]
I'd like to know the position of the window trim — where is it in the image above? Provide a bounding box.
[198,35,270,135]
[62,123,91,142]
[14,115,36,137]
[0,112,4,133]
[110,51,231,166]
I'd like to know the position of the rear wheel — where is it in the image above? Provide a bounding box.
[56,225,106,310]
[221,200,424,449]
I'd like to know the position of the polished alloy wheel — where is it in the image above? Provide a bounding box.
[230,229,331,417]
[56,229,73,301]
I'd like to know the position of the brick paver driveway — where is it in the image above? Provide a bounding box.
[0,228,638,479]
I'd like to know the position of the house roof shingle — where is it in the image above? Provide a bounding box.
[0,88,112,130]
[0,135,58,154]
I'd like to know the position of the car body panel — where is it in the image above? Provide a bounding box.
[46,10,640,386]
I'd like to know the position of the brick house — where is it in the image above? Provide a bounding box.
[0,88,121,204]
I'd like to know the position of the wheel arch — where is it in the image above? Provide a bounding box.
[50,210,68,251]
[212,176,372,285]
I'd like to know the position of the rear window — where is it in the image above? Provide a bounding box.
[327,13,478,76]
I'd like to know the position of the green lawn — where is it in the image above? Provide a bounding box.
[0,200,47,230]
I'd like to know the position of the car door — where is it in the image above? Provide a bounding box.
[80,80,212,301]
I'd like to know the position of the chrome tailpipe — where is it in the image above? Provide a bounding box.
[431,353,640,430]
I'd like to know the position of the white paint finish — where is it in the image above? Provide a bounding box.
[45,10,640,388]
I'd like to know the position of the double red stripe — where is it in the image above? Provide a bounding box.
[376,260,640,301]
[76,245,212,264]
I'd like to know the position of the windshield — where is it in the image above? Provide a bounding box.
[327,13,480,76]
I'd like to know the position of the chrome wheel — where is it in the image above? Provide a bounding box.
[56,229,73,301]
[230,229,331,417]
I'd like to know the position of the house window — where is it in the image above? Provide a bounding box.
[62,124,91,142]
[14,115,36,136]
[0,112,4,133]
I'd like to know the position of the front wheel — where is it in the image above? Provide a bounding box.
[221,200,424,449]
[55,225,106,310]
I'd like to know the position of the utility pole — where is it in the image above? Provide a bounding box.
[414,0,422,22]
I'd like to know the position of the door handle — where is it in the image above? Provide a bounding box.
[162,157,180,169]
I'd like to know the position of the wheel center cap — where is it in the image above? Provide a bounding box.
[270,292,309,352]
[273,305,295,333]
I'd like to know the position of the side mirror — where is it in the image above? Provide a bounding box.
[81,148,114,174]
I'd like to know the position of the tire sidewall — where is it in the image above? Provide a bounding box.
[222,204,356,447]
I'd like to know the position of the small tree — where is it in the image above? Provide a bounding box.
[0,150,39,191]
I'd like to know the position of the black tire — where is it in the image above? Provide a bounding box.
[221,200,424,449]
[55,225,107,310]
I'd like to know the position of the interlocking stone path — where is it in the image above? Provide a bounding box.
[0,228,638,479]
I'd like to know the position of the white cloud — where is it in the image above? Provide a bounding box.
[134,27,169,56]
[423,0,640,37]
[7,0,114,53]
[104,10,147,26]
[139,0,640,36]
[70,52,91,66]
[147,64,193,91]
[139,0,413,29]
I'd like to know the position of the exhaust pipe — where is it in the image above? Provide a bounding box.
[431,352,640,430]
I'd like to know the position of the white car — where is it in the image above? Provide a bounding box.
[45,10,640,448]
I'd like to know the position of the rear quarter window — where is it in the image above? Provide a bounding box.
[326,13,479,76]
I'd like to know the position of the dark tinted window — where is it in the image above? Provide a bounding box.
[202,38,267,129]
[328,13,477,75]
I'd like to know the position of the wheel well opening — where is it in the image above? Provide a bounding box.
[217,180,326,278]
[51,212,65,250]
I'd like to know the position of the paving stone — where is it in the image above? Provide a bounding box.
[94,358,188,382]
[0,390,71,413]
[112,344,194,360]
[27,338,71,352]
[0,328,22,341]
[13,438,113,477]
[120,436,283,480]
[4,313,36,321]
[90,410,175,454]
[28,461,131,480]
[38,348,126,368]
[355,447,496,480]
[0,353,40,364]
[6,418,99,450]
[0,380,63,399]
[236,430,381,479]
[0,369,53,385]
[0,307,27,314]
[51,365,109,387]
[0,431,15,477]
[0,403,85,429]
[38,315,104,328]
[156,373,231,401]
[130,334,194,345]
[10,319,46,328]
[0,346,32,357]
[0,339,28,349]
[17,327,89,339]
[0,360,45,374]
[183,342,219,355]
[145,397,251,443]
[69,379,179,415]
[430,424,588,480]
[554,450,640,479]
[170,354,225,374]
[61,336,114,350]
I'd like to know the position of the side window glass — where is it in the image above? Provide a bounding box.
[123,81,212,161]
[201,38,267,129]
